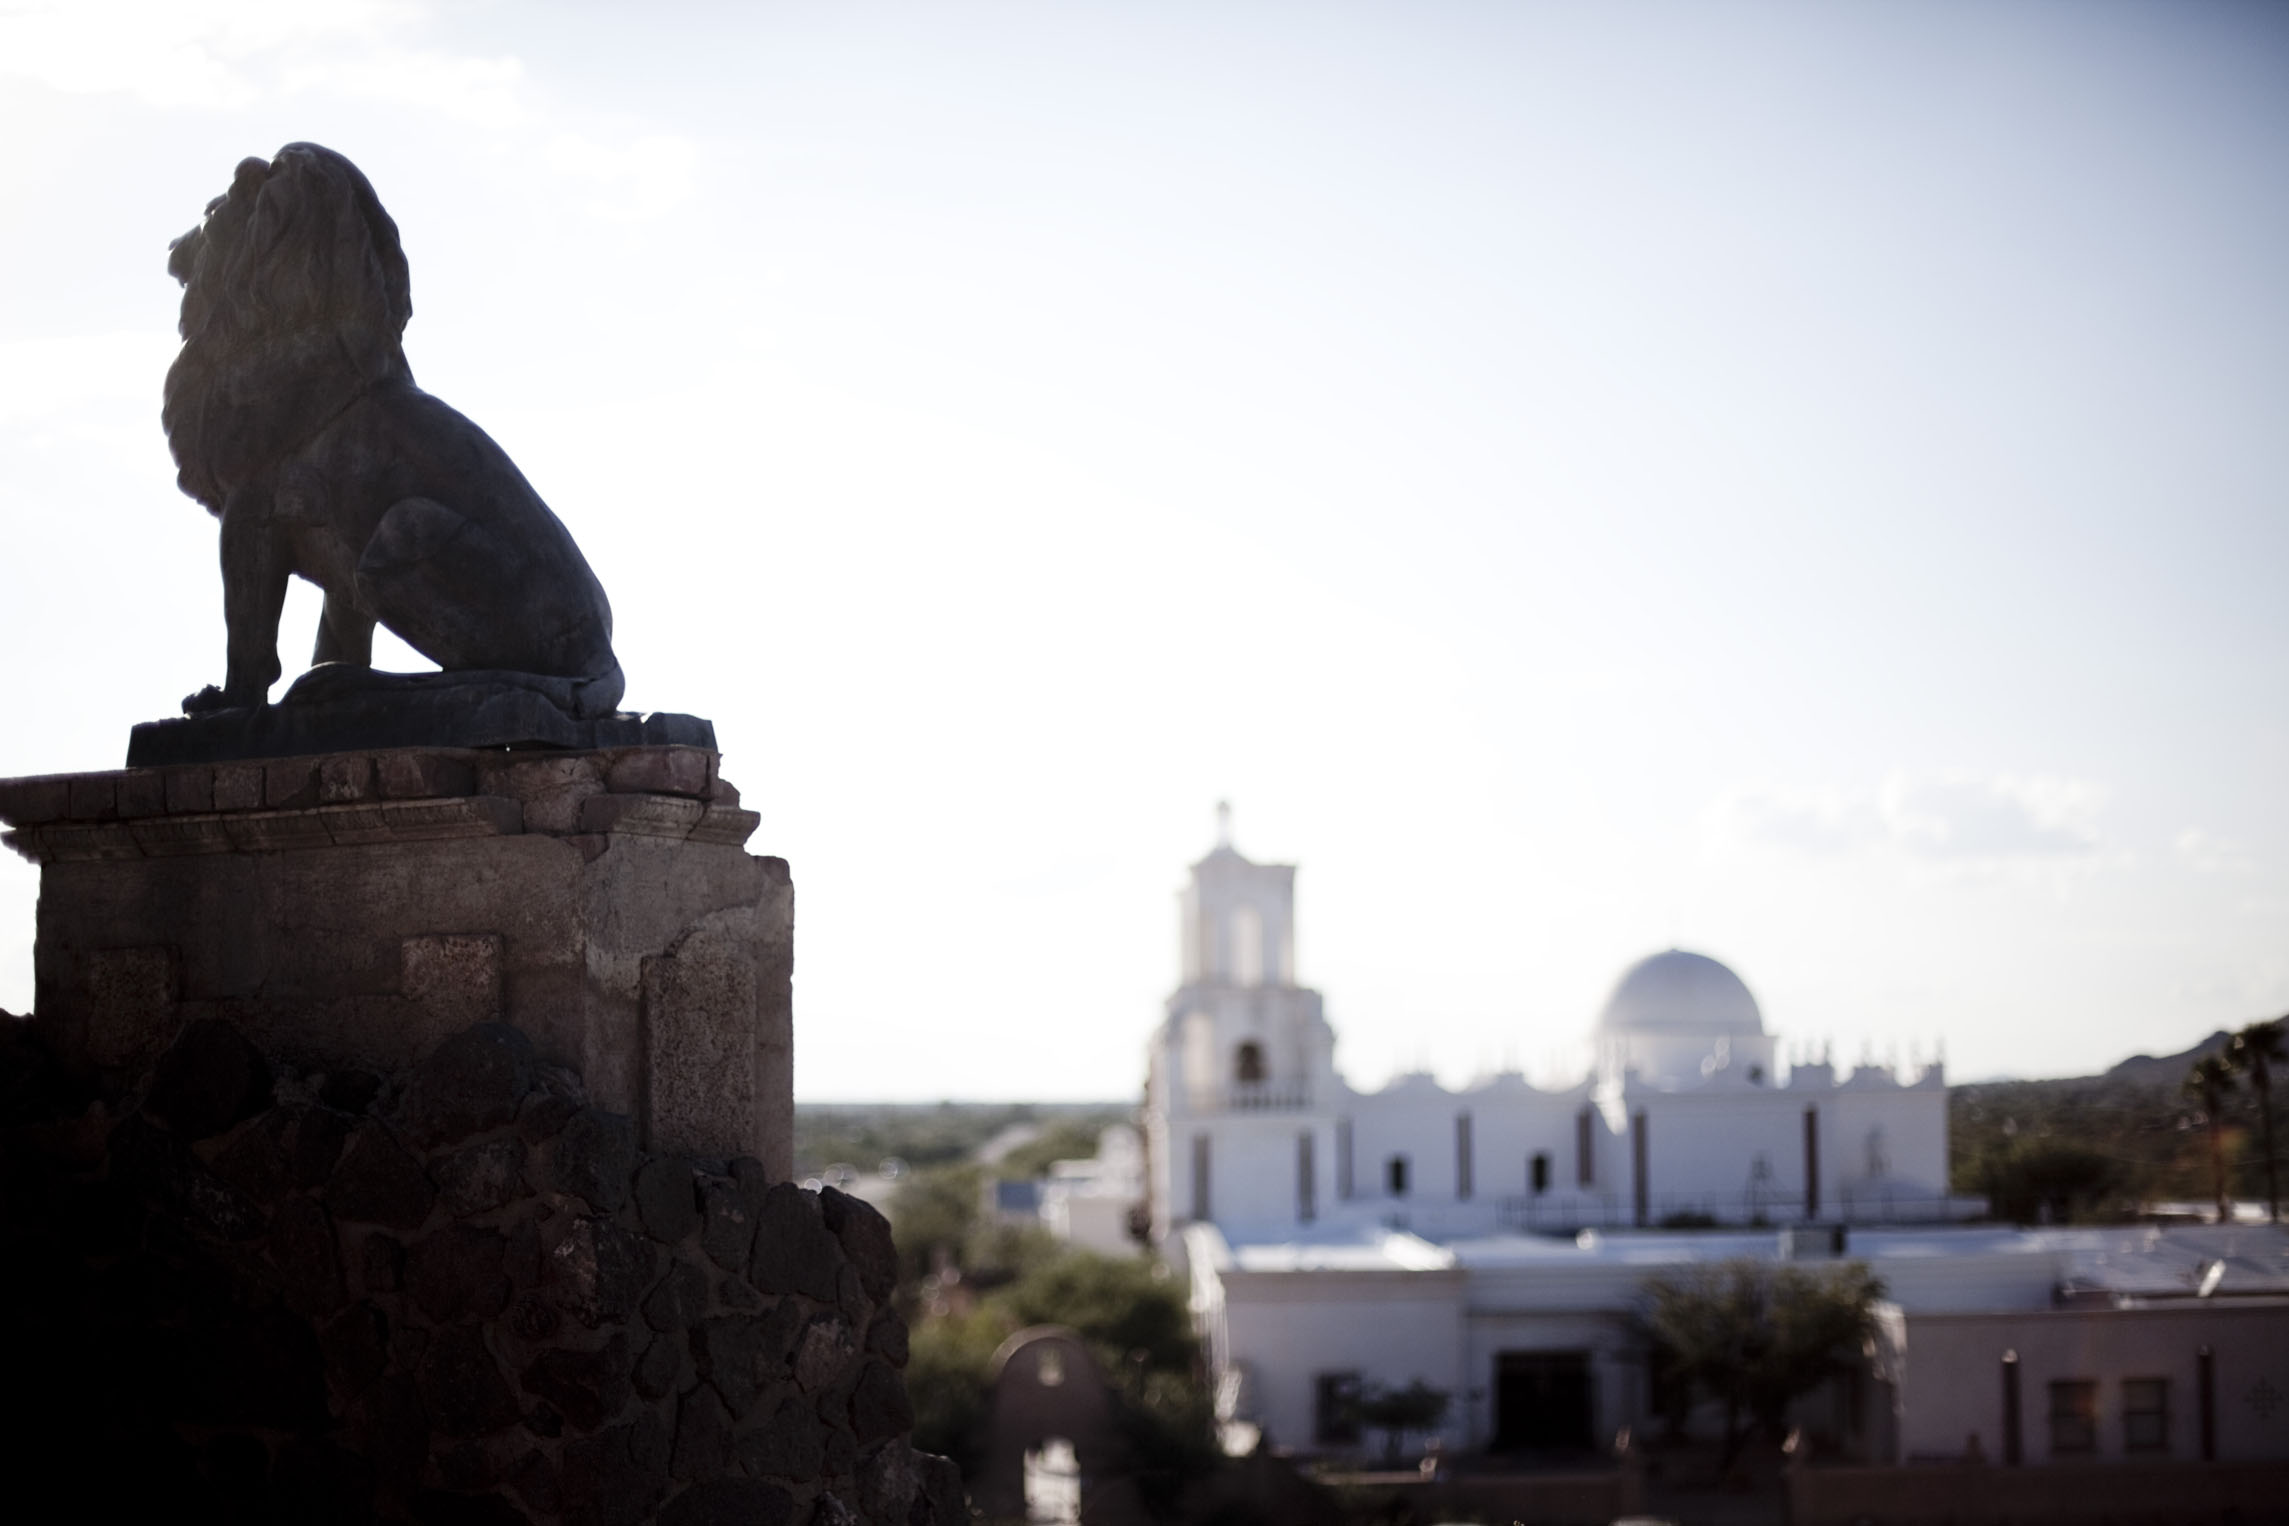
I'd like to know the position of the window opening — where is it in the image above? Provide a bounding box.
[1386,1155,1410,1197]
[2048,1380,2098,1455]
[1314,1372,1363,1446]
[2123,1378,2169,1453]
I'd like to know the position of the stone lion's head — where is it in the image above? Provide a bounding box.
[162,143,414,513]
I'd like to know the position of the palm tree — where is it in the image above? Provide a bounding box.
[2229,1018,2286,1223]
[2184,1055,2238,1222]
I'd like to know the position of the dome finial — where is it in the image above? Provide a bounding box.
[1215,799,1233,849]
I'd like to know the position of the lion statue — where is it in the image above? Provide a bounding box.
[163,143,624,719]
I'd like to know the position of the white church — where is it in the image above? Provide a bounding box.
[1143,817,1960,1251]
[1124,825,2289,1469]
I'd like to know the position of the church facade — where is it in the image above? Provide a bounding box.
[1142,826,1959,1252]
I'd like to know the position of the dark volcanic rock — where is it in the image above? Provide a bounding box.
[318,1068,383,1114]
[418,1325,521,1438]
[434,1134,526,1217]
[404,1024,534,1146]
[145,1019,272,1139]
[360,1230,406,1293]
[866,1310,909,1369]
[542,1109,635,1211]
[357,1374,431,1487]
[319,1302,390,1400]
[697,1171,758,1274]
[849,1359,914,1446]
[327,1121,435,1229]
[751,1182,839,1301]
[819,1186,897,1302]
[634,1156,702,1243]
[642,1256,709,1334]
[560,1408,670,1526]
[546,1215,654,1327]
[739,1396,827,1481]
[408,1225,511,1323]
[632,1329,688,1401]
[691,1315,767,1418]
[270,1193,345,1317]
[657,1478,795,1526]
[669,1383,732,1481]
[289,1105,352,1187]
[210,1110,293,1203]
[110,1111,267,1240]
[521,1333,632,1433]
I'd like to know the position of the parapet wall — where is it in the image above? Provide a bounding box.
[0,746,789,1173]
[0,1012,959,1525]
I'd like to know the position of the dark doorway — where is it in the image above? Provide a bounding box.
[1493,1351,1594,1452]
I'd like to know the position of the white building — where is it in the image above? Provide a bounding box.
[1141,825,2289,1464]
[1144,825,1967,1249]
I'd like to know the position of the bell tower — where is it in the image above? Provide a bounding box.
[1145,805,1340,1242]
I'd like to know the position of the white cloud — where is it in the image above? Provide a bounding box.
[0,1,692,220]
[0,0,415,110]
[2174,828,2253,876]
[1718,770,2107,864]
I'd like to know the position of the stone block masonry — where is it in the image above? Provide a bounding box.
[0,745,789,1175]
[0,1014,962,1524]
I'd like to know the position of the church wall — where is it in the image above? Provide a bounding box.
[1458,1309,1641,1448]
[1217,1268,1469,1455]
[1463,1086,1603,1207]
[1631,1090,1816,1222]
[1825,1085,1950,1205]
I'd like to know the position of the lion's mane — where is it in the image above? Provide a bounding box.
[162,144,415,513]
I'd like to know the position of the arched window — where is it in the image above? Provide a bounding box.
[1234,1041,1266,1084]
[1530,1152,1551,1194]
[1386,1155,1410,1197]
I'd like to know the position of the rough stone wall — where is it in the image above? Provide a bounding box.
[0,1013,959,1525]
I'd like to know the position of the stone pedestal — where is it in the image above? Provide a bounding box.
[0,744,790,1174]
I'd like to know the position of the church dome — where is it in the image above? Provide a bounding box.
[1597,950,1764,1035]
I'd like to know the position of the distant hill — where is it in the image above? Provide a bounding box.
[1950,1029,2273,1218]
[2098,1031,2233,1088]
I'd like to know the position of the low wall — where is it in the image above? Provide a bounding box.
[1323,1467,1636,1526]
[1789,1460,2289,1525]
[0,1012,959,1524]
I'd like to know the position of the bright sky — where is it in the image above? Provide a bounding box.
[1,2,2283,1100]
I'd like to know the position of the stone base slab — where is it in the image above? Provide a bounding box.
[126,684,716,767]
[0,744,788,1173]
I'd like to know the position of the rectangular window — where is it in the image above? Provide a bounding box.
[1456,1113,1474,1200]
[2048,1379,2097,1455]
[1297,1131,1316,1224]
[1336,1117,1354,1201]
[1576,1106,1594,1187]
[1387,1154,1410,1197]
[1190,1133,1211,1222]
[2123,1378,2169,1453]
[1314,1371,1362,1445]
[1531,1152,1551,1194]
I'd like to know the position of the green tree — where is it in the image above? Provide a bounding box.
[995,1117,1120,1180]
[2185,1055,2238,1220]
[895,1241,1224,1518]
[904,1307,1007,1476]
[1355,1379,1450,1467]
[1973,1139,2127,1224]
[1639,1258,1885,1477]
[886,1162,983,1285]
[2229,1017,2285,1223]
